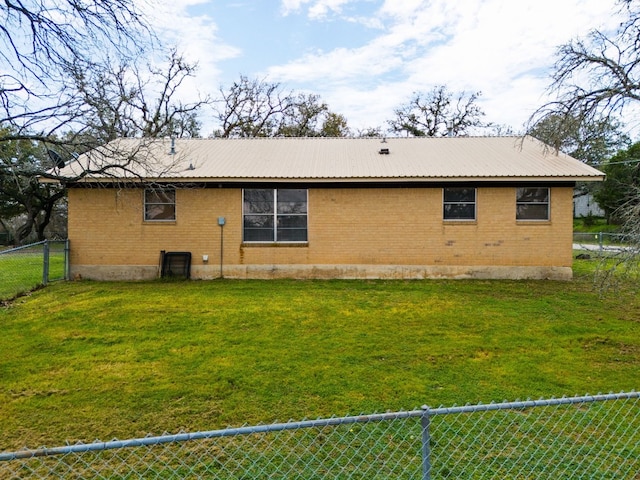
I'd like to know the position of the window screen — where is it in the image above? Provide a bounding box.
[144,189,176,221]
[244,189,308,242]
[516,187,549,220]
[443,187,476,220]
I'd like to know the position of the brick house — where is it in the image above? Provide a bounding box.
[56,136,604,280]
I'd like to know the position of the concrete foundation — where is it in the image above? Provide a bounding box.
[71,264,573,281]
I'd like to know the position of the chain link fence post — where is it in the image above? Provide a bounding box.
[64,239,70,281]
[42,240,50,286]
[421,405,431,480]
[598,231,604,252]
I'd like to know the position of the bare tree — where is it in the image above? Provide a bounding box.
[528,2,640,142]
[71,49,209,143]
[355,126,385,138]
[213,76,294,138]
[0,1,215,243]
[593,186,640,292]
[530,1,640,288]
[388,86,487,137]
[212,76,350,138]
[1,0,150,142]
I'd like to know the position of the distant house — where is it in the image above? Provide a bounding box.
[52,136,604,281]
[574,192,605,218]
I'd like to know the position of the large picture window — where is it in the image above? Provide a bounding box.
[144,188,176,221]
[243,189,308,242]
[443,187,476,221]
[516,187,549,220]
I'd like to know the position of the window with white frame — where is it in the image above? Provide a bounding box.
[144,188,176,221]
[516,187,549,220]
[243,188,308,242]
[443,187,476,221]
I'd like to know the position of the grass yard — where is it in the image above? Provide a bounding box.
[573,217,620,233]
[0,258,638,452]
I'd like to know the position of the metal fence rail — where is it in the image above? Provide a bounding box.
[1,391,638,479]
[0,240,69,301]
[573,232,637,253]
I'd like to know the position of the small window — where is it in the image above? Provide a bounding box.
[443,187,476,221]
[144,188,176,221]
[516,187,549,221]
[243,188,308,242]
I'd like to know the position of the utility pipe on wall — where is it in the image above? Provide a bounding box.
[218,217,225,278]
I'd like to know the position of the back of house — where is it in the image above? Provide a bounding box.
[51,136,604,280]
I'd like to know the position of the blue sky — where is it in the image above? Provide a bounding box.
[143,0,623,136]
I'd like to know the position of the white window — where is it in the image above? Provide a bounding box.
[516,187,549,220]
[243,189,308,242]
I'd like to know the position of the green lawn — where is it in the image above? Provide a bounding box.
[0,260,638,452]
[573,216,620,233]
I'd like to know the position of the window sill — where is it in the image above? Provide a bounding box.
[443,220,477,225]
[516,220,551,225]
[241,242,309,248]
[143,221,177,225]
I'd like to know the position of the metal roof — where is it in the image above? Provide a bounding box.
[58,136,605,183]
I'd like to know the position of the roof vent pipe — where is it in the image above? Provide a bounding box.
[446,121,453,137]
[170,137,176,155]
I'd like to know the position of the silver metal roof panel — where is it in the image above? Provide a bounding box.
[57,136,605,183]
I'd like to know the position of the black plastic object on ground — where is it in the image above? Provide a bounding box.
[160,251,191,279]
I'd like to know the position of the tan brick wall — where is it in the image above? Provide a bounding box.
[68,185,574,279]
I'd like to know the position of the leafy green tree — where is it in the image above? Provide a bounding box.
[594,142,640,223]
[278,93,329,137]
[530,114,630,219]
[319,112,350,137]
[0,126,65,242]
[529,114,629,167]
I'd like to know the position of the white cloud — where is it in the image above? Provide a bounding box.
[281,0,355,18]
[281,0,305,15]
[139,0,240,76]
[143,0,629,134]
[131,0,245,133]
[265,0,624,131]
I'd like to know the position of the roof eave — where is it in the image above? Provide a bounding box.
[66,175,606,184]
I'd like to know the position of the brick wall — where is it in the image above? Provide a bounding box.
[68,185,574,280]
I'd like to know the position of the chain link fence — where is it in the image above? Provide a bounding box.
[0,240,69,301]
[1,391,638,479]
